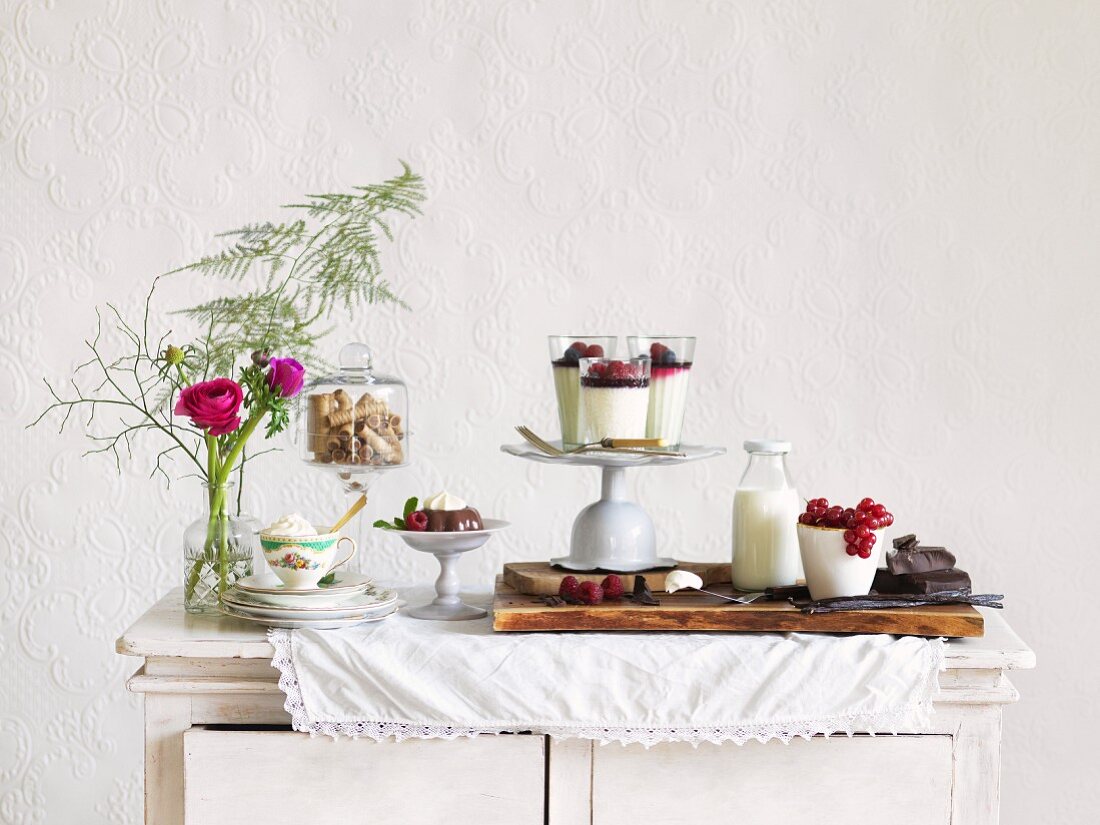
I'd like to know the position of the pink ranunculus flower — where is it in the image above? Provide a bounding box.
[174,378,244,436]
[267,357,305,398]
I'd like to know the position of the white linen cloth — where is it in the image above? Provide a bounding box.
[269,588,944,747]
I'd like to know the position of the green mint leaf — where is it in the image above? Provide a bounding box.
[394,517,406,530]
[403,496,418,518]
[373,519,394,530]
[317,572,335,586]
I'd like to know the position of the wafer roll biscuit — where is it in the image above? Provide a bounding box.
[364,430,392,462]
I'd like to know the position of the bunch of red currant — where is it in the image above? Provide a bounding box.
[798,497,894,559]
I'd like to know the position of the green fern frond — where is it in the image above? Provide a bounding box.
[174,161,425,371]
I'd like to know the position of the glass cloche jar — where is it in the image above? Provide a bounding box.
[299,342,408,477]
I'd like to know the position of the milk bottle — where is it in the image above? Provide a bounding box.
[731,440,803,590]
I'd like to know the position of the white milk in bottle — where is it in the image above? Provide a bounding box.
[731,440,803,590]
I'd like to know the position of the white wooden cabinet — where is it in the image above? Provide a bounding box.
[117,590,1034,825]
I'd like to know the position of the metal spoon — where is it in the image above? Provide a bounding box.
[664,571,766,604]
[329,494,367,533]
[693,587,768,605]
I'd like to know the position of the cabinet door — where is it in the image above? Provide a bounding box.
[590,735,952,825]
[184,728,545,825]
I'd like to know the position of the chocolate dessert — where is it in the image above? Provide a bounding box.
[424,507,483,532]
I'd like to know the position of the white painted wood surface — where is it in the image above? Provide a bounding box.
[183,729,546,825]
[116,590,1035,825]
[591,736,953,824]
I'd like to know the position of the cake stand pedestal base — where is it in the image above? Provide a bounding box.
[552,465,677,572]
[503,442,726,573]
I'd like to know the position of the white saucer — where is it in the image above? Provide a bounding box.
[234,571,373,607]
[222,587,397,621]
[391,518,511,553]
[219,602,397,630]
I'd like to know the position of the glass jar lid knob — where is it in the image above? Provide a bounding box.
[339,342,373,372]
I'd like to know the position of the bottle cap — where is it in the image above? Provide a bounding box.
[743,439,791,454]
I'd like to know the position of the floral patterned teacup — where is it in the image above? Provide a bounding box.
[259,531,357,590]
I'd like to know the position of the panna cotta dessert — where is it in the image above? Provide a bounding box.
[548,336,616,449]
[579,356,651,441]
[422,489,483,532]
[627,336,695,449]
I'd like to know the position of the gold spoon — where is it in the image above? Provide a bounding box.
[329,494,367,533]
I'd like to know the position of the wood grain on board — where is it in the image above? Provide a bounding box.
[492,577,984,637]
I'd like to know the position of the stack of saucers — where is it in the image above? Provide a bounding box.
[219,571,398,629]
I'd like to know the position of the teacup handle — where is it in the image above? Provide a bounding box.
[328,536,357,573]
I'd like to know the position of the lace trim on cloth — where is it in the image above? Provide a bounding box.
[269,629,945,747]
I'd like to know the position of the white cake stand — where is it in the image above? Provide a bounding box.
[501,443,725,572]
[382,519,510,620]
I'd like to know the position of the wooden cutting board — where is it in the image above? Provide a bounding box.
[492,577,984,637]
[502,561,730,596]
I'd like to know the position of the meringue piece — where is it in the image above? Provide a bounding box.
[263,513,316,537]
[664,570,703,594]
[423,490,467,511]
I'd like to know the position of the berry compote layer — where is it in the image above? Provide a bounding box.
[580,359,650,441]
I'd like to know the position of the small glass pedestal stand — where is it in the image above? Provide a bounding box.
[501,443,725,571]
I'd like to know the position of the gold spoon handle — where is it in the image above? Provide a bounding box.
[330,494,367,534]
[600,437,668,448]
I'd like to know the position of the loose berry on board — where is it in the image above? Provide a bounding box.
[558,576,582,601]
[601,575,625,600]
[577,580,604,605]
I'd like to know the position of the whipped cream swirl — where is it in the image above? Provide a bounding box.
[423,490,467,511]
[264,513,316,537]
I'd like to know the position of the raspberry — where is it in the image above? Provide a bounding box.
[558,575,581,601]
[406,511,428,531]
[585,344,605,358]
[608,360,631,379]
[588,361,609,378]
[649,342,668,359]
[577,580,604,605]
[601,575,624,600]
[569,341,587,354]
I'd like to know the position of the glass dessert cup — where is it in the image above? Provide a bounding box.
[579,355,651,442]
[548,336,617,450]
[627,336,696,450]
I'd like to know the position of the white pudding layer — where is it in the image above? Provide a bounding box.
[646,366,691,447]
[581,384,649,441]
[552,364,582,448]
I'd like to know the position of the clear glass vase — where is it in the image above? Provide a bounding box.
[183,481,255,614]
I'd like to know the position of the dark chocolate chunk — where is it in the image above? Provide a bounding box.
[630,575,660,606]
[887,546,957,575]
[902,568,971,594]
[875,567,971,594]
[542,595,566,607]
[872,568,906,594]
[892,533,919,551]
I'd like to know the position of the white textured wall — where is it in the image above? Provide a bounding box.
[2,1,1095,821]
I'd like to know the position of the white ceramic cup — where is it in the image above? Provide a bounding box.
[259,531,357,590]
[796,523,884,601]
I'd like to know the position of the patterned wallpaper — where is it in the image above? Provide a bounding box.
[1,0,1096,821]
